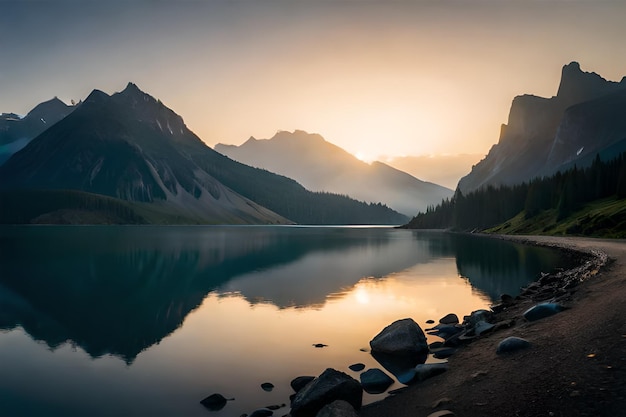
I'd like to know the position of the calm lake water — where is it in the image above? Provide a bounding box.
[0,226,573,417]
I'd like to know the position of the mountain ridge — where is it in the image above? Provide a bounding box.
[0,83,407,225]
[215,130,452,216]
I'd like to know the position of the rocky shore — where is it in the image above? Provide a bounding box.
[361,235,626,417]
[203,235,626,417]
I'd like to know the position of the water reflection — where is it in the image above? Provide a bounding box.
[0,226,570,364]
[0,226,577,417]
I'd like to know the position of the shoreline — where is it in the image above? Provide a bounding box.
[360,234,626,417]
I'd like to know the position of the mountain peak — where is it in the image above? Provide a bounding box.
[556,61,622,104]
[123,82,142,95]
[84,89,110,104]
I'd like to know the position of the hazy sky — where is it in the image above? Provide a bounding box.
[2,0,626,161]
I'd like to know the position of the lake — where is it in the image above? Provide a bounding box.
[0,226,573,417]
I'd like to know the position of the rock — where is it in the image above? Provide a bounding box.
[411,363,448,383]
[523,302,565,321]
[496,336,531,354]
[359,368,394,394]
[431,347,457,359]
[427,410,455,417]
[463,309,494,326]
[265,404,285,410]
[261,382,275,392]
[369,318,428,356]
[473,320,495,336]
[426,319,435,324]
[200,393,230,411]
[428,341,444,350]
[348,363,365,372]
[249,408,273,417]
[313,343,328,348]
[439,313,459,325]
[291,376,316,393]
[290,368,362,417]
[315,400,359,417]
[426,323,464,340]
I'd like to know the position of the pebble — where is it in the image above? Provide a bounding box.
[261,382,274,392]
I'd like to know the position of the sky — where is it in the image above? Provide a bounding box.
[2,0,626,163]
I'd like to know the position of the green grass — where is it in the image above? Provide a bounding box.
[486,196,626,238]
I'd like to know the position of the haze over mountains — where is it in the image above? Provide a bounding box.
[459,62,626,194]
[0,83,406,225]
[216,130,453,217]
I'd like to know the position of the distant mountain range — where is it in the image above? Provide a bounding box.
[216,130,452,217]
[0,83,407,225]
[458,62,626,193]
[0,97,74,165]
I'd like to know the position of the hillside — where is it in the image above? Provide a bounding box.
[0,84,406,225]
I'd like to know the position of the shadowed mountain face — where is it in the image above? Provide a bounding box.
[0,98,74,165]
[0,84,407,225]
[0,84,287,224]
[215,130,453,217]
[458,62,626,194]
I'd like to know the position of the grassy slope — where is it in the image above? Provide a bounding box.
[486,196,626,238]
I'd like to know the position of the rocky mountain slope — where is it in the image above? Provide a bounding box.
[0,83,406,225]
[458,62,626,193]
[216,130,452,217]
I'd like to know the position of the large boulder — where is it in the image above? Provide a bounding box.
[290,368,363,417]
[369,318,428,356]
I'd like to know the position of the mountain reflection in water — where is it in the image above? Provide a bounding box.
[0,226,571,364]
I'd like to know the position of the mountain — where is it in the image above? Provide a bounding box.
[215,130,453,217]
[458,62,626,194]
[0,97,74,165]
[0,83,407,225]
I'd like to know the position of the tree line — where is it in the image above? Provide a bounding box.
[405,153,626,230]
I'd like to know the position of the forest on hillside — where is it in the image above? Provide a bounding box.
[405,153,626,232]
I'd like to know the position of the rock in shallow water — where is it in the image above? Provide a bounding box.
[200,393,230,411]
[261,382,274,392]
[370,318,428,356]
[290,368,362,417]
[523,302,565,322]
[348,363,365,372]
[496,336,531,354]
[439,313,459,325]
[249,408,273,417]
[359,368,394,394]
